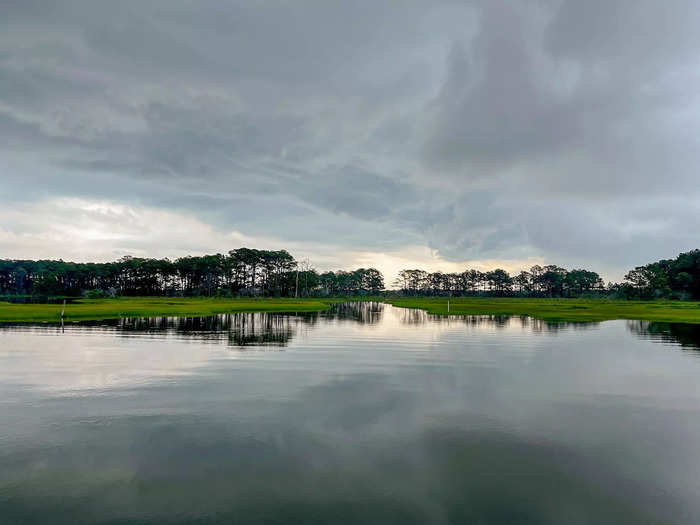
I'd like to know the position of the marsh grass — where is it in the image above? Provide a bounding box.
[0,297,340,323]
[2,296,700,324]
[386,297,700,324]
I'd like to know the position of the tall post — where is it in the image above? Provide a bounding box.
[61,299,66,332]
[295,268,299,298]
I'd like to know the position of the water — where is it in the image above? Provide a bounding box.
[1,302,700,524]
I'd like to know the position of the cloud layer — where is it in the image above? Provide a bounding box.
[2,0,700,280]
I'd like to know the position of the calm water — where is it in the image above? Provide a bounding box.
[2,303,700,524]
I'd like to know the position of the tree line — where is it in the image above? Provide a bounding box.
[394,265,605,297]
[3,248,700,300]
[394,249,700,300]
[0,249,384,298]
[616,249,700,300]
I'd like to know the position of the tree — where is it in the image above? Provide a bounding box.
[565,269,603,296]
[486,269,513,294]
[513,271,532,294]
[537,265,567,297]
[362,268,384,294]
[395,269,428,295]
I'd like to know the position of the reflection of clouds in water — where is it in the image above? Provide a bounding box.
[0,329,218,395]
[3,304,700,522]
[2,304,699,398]
[2,370,695,524]
[0,312,314,395]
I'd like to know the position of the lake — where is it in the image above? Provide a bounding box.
[1,302,700,524]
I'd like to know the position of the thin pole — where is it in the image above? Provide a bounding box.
[447,299,450,313]
[61,299,66,332]
[295,269,299,298]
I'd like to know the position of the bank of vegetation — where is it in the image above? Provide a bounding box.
[2,296,700,324]
[394,250,700,301]
[2,248,700,324]
[0,249,383,298]
[0,297,339,323]
[385,297,700,324]
[394,266,605,297]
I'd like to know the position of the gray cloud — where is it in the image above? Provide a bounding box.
[2,0,700,278]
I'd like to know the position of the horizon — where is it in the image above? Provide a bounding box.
[0,243,634,287]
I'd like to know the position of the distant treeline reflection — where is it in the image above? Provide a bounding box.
[7,302,698,350]
[627,321,700,351]
[396,307,600,332]
[82,312,308,348]
[51,302,387,348]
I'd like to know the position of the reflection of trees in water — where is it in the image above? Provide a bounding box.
[396,309,599,333]
[97,312,321,348]
[96,304,385,347]
[224,313,305,347]
[326,301,385,324]
[396,307,430,325]
[627,321,700,351]
[517,316,600,333]
[4,302,606,345]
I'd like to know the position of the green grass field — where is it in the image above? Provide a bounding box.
[2,296,700,324]
[0,297,339,323]
[385,297,700,324]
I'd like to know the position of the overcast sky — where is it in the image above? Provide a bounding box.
[2,0,700,282]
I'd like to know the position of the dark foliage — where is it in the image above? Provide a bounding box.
[0,250,384,298]
[4,248,700,301]
[394,249,700,300]
[616,249,700,300]
[394,265,605,298]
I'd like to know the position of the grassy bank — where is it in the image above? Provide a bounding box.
[0,297,340,323]
[2,296,700,324]
[385,297,700,324]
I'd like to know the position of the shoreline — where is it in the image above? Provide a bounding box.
[2,296,700,324]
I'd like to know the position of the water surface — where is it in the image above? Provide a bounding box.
[1,303,700,524]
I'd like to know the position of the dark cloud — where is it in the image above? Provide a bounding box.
[1,0,700,277]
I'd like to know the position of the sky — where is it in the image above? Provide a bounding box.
[2,0,700,283]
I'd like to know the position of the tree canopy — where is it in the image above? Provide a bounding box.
[616,249,700,300]
[0,249,384,298]
[394,265,604,298]
[3,248,700,300]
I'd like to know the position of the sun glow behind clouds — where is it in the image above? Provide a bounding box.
[0,198,543,286]
[0,198,249,261]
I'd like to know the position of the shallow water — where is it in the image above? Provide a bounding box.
[1,302,700,524]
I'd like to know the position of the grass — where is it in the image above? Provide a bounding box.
[385,297,700,324]
[0,297,341,323]
[2,296,700,324]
